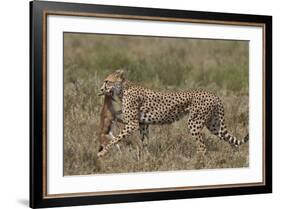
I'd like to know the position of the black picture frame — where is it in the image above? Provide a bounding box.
[30,0,272,208]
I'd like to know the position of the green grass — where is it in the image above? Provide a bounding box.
[63,33,249,175]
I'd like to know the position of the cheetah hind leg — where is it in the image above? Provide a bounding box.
[188,119,207,169]
[194,132,207,169]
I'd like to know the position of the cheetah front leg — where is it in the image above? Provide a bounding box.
[140,124,149,148]
[97,121,139,157]
[135,124,149,159]
[97,96,142,158]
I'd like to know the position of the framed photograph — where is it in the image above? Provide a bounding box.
[30,0,272,208]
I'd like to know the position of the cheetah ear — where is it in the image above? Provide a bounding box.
[115,69,125,81]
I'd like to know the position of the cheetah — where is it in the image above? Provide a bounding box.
[98,89,149,153]
[97,70,249,163]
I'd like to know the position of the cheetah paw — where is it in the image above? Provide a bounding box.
[97,150,106,158]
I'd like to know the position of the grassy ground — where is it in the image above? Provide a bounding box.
[63,33,249,175]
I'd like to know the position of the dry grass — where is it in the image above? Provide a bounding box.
[63,33,249,175]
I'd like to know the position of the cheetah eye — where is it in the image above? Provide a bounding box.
[106,81,114,85]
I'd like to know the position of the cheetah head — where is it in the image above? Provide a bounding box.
[98,69,125,97]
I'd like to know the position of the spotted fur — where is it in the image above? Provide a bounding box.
[97,70,248,158]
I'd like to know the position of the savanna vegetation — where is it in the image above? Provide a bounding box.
[63,33,249,175]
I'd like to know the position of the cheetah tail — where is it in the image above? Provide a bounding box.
[242,134,249,144]
[227,133,249,146]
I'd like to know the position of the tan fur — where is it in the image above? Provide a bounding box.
[98,94,122,151]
